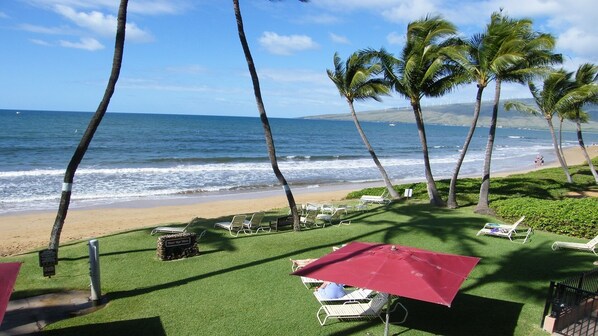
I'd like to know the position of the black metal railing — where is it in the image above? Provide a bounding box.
[543,268,598,336]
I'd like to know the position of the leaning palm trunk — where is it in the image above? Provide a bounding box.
[233,0,300,230]
[475,79,502,214]
[558,117,568,166]
[447,86,484,208]
[575,117,598,183]
[412,101,444,206]
[48,0,128,251]
[547,116,573,183]
[348,100,399,199]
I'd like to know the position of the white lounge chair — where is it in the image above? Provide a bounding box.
[300,211,319,228]
[316,292,389,326]
[476,216,531,243]
[314,288,374,303]
[359,190,391,205]
[214,215,249,237]
[243,212,266,233]
[552,235,598,256]
[151,222,191,235]
[320,203,335,214]
[316,209,350,227]
[290,258,324,288]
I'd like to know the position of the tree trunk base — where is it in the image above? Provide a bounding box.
[474,206,496,216]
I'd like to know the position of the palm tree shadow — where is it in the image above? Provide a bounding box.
[393,294,522,336]
[41,316,165,336]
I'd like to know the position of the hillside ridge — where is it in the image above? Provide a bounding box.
[303,99,598,132]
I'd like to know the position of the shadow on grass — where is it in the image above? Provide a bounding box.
[41,316,165,336]
[106,226,393,302]
[393,294,522,336]
[58,248,157,261]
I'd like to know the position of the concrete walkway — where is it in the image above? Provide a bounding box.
[0,291,97,335]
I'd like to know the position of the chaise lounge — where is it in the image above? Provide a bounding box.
[151,222,191,235]
[476,216,531,243]
[552,235,598,255]
[316,292,389,326]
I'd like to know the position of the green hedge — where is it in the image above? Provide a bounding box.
[492,197,598,238]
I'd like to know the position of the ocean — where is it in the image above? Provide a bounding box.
[1,109,596,215]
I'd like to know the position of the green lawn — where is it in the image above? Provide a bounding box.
[3,199,596,335]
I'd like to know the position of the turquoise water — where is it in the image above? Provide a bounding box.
[1,109,594,214]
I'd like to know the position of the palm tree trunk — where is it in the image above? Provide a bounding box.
[411,100,444,206]
[558,117,568,166]
[348,100,399,199]
[233,0,300,230]
[447,86,484,208]
[475,79,501,215]
[576,117,598,183]
[547,116,573,183]
[48,0,129,252]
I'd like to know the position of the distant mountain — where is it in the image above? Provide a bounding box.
[304,99,598,132]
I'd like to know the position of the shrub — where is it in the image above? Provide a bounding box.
[493,197,598,238]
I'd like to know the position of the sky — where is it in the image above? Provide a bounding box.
[1,0,597,118]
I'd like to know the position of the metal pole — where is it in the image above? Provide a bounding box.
[88,239,101,304]
[384,294,391,336]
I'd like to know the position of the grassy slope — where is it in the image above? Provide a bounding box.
[2,162,597,335]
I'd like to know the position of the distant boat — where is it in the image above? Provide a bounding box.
[15,111,21,115]
[389,123,396,127]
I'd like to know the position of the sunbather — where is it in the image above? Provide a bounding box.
[315,281,346,299]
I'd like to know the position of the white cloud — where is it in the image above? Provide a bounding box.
[0,11,9,19]
[29,39,52,46]
[258,68,328,85]
[557,28,598,62]
[258,32,319,56]
[59,37,104,50]
[54,5,153,42]
[381,1,438,23]
[386,31,403,45]
[18,23,70,35]
[329,32,350,44]
[26,0,189,15]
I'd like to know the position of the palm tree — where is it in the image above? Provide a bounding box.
[232,0,301,230]
[48,0,129,253]
[475,12,561,214]
[570,63,598,183]
[327,52,399,199]
[372,16,465,206]
[504,69,577,182]
[446,15,527,208]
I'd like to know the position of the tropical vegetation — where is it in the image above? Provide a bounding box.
[473,12,562,215]
[327,51,399,199]
[367,16,465,207]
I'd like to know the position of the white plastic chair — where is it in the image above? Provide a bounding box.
[214,215,249,237]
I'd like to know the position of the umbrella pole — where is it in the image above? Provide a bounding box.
[384,294,392,336]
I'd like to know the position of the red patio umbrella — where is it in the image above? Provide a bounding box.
[291,242,480,335]
[0,262,21,325]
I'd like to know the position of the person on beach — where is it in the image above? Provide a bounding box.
[534,154,544,167]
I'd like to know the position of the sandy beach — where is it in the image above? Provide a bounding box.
[1,146,596,257]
